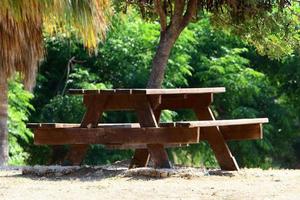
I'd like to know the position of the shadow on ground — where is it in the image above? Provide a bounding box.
[0,160,235,182]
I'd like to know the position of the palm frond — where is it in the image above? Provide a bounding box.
[0,0,111,88]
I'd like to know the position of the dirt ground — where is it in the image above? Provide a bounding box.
[0,165,299,200]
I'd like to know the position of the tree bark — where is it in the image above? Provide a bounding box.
[147,0,197,89]
[147,30,180,88]
[0,72,9,165]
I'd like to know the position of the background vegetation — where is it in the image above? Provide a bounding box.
[8,12,300,168]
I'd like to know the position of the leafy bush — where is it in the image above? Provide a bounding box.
[187,22,298,168]
[22,12,299,168]
[8,79,34,165]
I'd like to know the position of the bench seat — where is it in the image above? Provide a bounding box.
[162,118,269,127]
[27,123,141,129]
[27,118,268,129]
[28,118,268,148]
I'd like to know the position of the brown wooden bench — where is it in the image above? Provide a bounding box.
[28,118,268,149]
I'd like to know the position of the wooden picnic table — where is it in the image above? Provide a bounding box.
[28,88,268,171]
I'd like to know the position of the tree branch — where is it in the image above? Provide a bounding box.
[172,0,185,25]
[168,0,173,17]
[181,0,198,28]
[154,0,167,32]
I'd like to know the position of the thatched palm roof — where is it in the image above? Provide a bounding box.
[0,0,110,88]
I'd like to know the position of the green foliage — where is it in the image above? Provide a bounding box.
[84,145,132,165]
[8,78,34,165]
[93,13,159,88]
[92,12,193,88]
[211,2,300,59]
[67,67,110,89]
[165,27,195,87]
[169,143,218,168]
[14,12,297,168]
[186,19,298,168]
[116,1,300,59]
[40,95,85,123]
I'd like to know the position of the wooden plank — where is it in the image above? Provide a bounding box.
[105,124,263,149]
[157,93,213,110]
[64,94,108,165]
[31,123,262,142]
[161,122,263,141]
[105,144,189,150]
[131,95,171,169]
[80,95,107,128]
[90,94,133,111]
[68,87,226,95]
[194,107,239,171]
[97,123,141,128]
[24,121,179,129]
[159,122,176,127]
[74,93,213,111]
[33,124,261,146]
[81,93,213,111]
[148,95,161,110]
[28,120,264,141]
[173,118,269,127]
[68,89,131,95]
[130,95,158,168]
[34,127,200,145]
[27,123,141,129]
[202,124,263,141]
[154,109,162,123]
[27,123,80,129]
[133,87,226,95]
[129,94,154,168]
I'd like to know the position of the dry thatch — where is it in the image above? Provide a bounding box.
[0,0,110,89]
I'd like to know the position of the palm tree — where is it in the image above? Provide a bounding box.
[0,0,110,165]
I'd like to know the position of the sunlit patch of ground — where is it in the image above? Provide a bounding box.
[0,163,299,200]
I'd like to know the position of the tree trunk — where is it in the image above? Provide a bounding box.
[147,30,180,88]
[0,72,8,165]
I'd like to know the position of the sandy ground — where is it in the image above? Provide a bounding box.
[0,165,299,200]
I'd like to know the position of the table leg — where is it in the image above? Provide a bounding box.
[153,109,162,122]
[129,149,150,168]
[129,109,162,168]
[64,95,107,165]
[130,96,171,168]
[48,146,67,165]
[194,107,239,171]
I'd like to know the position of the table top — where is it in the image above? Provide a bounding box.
[68,87,226,95]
